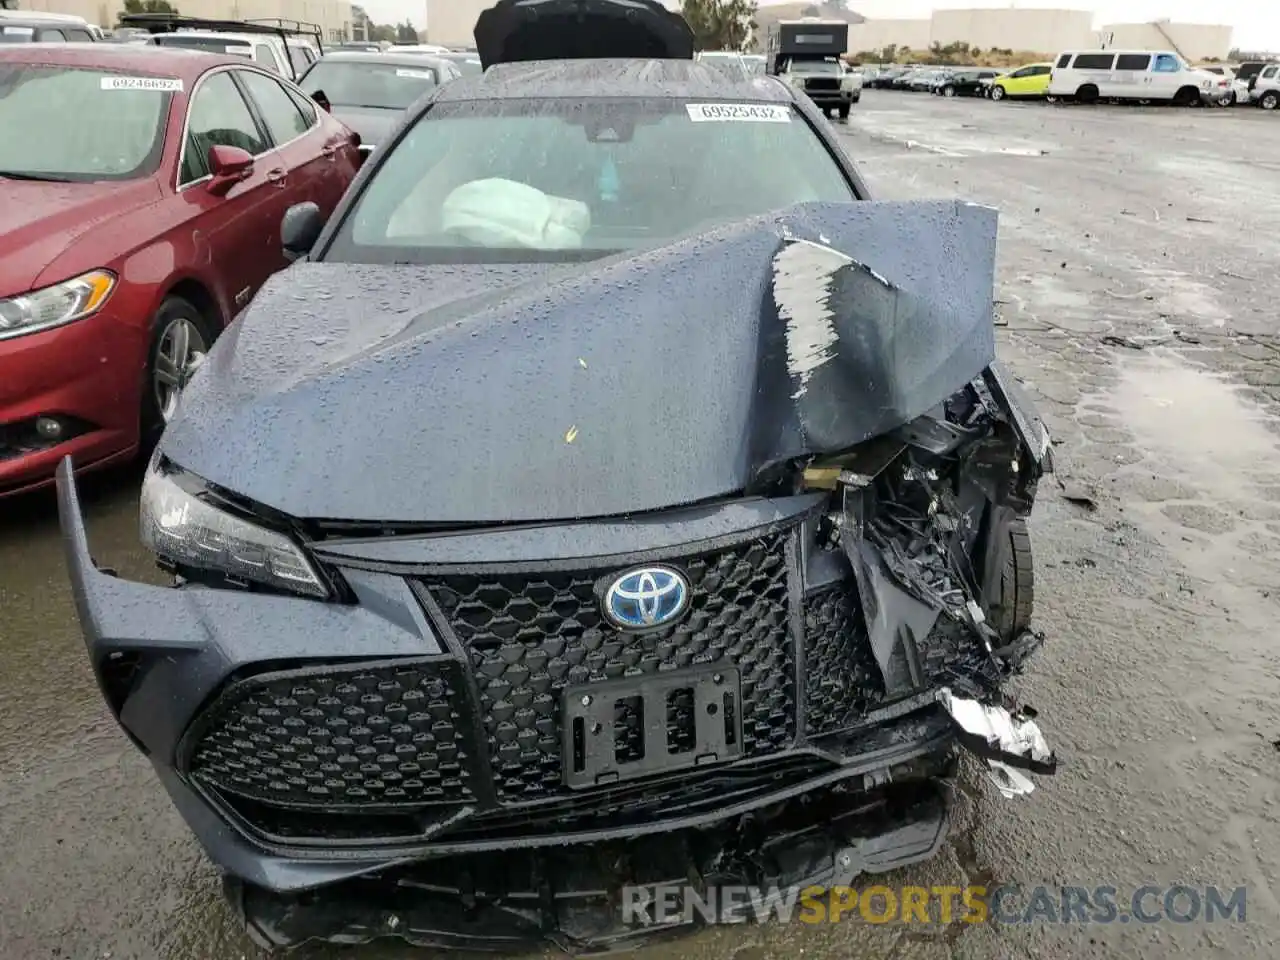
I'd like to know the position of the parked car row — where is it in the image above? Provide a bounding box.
[870,50,1280,110]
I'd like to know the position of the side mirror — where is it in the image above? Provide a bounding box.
[281,201,324,261]
[311,88,332,112]
[206,145,254,197]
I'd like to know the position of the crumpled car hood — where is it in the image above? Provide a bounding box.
[162,200,998,523]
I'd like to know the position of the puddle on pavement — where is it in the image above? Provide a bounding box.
[1111,352,1278,485]
[1131,267,1232,328]
[1099,351,1280,591]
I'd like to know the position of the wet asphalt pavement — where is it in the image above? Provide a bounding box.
[4,91,1280,959]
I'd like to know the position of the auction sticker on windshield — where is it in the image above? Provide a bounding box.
[100,77,184,92]
[395,69,435,80]
[2,26,34,36]
[686,103,791,123]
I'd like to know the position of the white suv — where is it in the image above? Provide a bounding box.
[1254,64,1280,110]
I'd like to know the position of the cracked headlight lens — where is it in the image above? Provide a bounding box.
[140,459,330,599]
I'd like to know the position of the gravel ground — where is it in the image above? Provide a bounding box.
[2,90,1279,960]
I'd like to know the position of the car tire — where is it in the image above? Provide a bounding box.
[838,104,851,119]
[943,85,956,97]
[988,517,1035,641]
[1075,83,1099,104]
[1260,91,1279,110]
[141,295,216,444]
[990,85,1005,101]
[1174,85,1201,106]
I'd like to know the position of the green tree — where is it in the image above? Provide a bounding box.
[395,20,418,43]
[121,0,179,13]
[681,0,757,53]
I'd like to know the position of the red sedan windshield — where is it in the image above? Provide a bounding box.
[0,64,170,180]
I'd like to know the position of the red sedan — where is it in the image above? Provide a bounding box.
[0,44,361,496]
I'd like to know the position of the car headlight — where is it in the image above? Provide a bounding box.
[140,460,331,599]
[0,269,116,341]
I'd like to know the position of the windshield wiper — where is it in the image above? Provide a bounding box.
[0,170,74,182]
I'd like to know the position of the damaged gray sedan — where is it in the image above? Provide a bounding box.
[57,0,1057,951]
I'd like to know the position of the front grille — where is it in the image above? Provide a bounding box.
[447,754,834,841]
[187,659,477,808]
[803,587,885,735]
[805,78,841,91]
[422,533,796,803]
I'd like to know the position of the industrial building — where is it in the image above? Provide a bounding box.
[424,0,483,46]
[846,8,1234,62]
[14,0,355,40]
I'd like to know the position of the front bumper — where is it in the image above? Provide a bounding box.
[61,465,953,869]
[803,86,856,105]
[0,309,146,495]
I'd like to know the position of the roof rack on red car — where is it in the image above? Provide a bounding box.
[117,13,324,56]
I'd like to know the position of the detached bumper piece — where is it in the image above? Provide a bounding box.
[938,689,1057,797]
[228,779,951,952]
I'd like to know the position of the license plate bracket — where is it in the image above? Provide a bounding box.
[561,665,743,789]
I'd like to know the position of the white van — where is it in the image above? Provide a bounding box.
[1048,49,1228,106]
[148,30,292,76]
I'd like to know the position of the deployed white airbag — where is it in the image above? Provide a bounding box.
[441,177,591,249]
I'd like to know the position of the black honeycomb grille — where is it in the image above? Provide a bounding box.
[188,659,475,808]
[803,586,885,735]
[423,533,797,802]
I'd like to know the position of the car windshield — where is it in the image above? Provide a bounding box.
[153,35,252,57]
[301,60,439,108]
[0,64,169,180]
[798,59,841,73]
[439,53,483,76]
[325,97,856,264]
[1,24,38,42]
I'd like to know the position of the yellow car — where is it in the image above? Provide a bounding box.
[989,62,1053,100]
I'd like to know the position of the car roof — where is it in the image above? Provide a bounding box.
[0,12,92,26]
[155,30,272,44]
[315,50,451,68]
[0,41,248,75]
[432,57,793,103]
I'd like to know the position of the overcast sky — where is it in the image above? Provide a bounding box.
[365,0,1277,52]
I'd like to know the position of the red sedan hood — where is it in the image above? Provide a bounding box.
[0,178,162,296]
